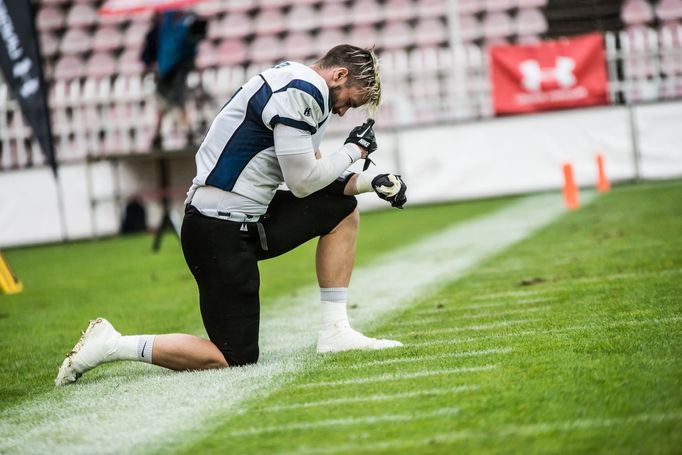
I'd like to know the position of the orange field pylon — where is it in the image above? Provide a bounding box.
[562,163,580,210]
[596,153,611,192]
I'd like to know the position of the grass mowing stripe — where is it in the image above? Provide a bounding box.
[262,385,480,412]
[229,407,462,437]
[0,193,573,455]
[322,348,513,370]
[293,365,497,388]
[390,306,548,326]
[287,411,682,454]
[420,297,554,314]
[409,316,682,347]
[389,318,541,336]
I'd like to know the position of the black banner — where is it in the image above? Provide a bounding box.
[0,0,56,175]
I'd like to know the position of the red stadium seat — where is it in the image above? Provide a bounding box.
[66,3,97,28]
[516,8,548,36]
[350,0,384,26]
[482,12,513,39]
[123,22,152,49]
[217,39,248,66]
[254,9,286,35]
[196,41,219,69]
[54,56,84,80]
[416,0,446,18]
[414,18,448,47]
[384,0,416,23]
[381,22,415,51]
[86,52,117,79]
[249,35,282,63]
[484,0,514,12]
[287,5,318,32]
[40,32,60,58]
[219,13,253,39]
[319,3,350,29]
[621,0,655,25]
[459,15,482,42]
[60,28,92,55]
[348,26,379,49]
[117,49,145,76]
[315,29,347,56]
[283,32,315,60]
[36,7,65,32]
[93,26,123,52]
[129,9,154,23]
[655,0,682,21]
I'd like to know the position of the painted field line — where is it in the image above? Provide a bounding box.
[389,319,540,337]
[287,411,682,454]
[0,193,575,455]
[390,306,547,326]
[420,297,553,315]
[229,407,461,437]
[323,348,512,371]
[263,385,480,412]
[293,365,497,388]
[408,316,682,348]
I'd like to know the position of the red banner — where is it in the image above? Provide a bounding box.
[489,33,609,115]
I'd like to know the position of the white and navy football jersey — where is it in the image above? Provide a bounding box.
[187,61,332,214]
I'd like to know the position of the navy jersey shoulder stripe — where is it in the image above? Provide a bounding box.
[274,79,325,113]
[205,80,274,191]
[269,115,317,134]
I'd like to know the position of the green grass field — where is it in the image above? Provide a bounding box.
[1,180,681,454]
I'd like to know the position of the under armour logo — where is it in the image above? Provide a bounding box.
[519,57,576,92]
[303,107,312,117]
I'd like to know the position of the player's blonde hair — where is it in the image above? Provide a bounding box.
[316,45,382,113]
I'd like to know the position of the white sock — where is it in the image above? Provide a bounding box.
[320,287,349,329]
[112,335,155,364]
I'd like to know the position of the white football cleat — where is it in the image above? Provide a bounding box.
[317,322,403,353]
[55,318,121,386]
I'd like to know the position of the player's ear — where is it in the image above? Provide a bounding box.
[332,67,349,84]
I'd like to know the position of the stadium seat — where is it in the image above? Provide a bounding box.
[458,0,483,15]
[416,0,446,18]
[482,12,513,39]
[516,0,548,7]
[193,0,225,16]
[220,13,253,39]
[196,41,219,69]
[93,27,123,52]
[97,10,128,26]
[287,5,318,32]
[117,49,145,76]
[217,39,249,66]
[351,0,384,26]
[319,3,350,29]
[249,35,283,63]
[655,0,682,21]
[415,18,448,47]
[315,29,347,56]
[36,7,65,32]
[54,56,84,81]
[254,9,286,35]
[621,0,655,25]
[459,15,482,42]
[40,32,60,58]
[384,0,416,23]
[659,22,682,75]
[226,0,257,12]
[86,52,117,79]
[123,22,153,49]
[381,22,415,51]
[283,32,315,60]
[348,26,379,49]
[516,8,548,36]
[129,9,154,23]
[484,0,515,12]
[516,34,542,44]
[66,3,97,28]
[258,0,288,10]
[60,28,92,55]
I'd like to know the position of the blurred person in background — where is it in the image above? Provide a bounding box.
[56,45,408,385]
[141,10,207,150]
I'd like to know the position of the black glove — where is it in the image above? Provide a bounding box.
[344,118,377,171]
[371,174,407,209]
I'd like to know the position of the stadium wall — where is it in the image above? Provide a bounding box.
[1,101,681,248]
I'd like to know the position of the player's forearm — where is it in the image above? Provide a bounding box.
[281,144,361,197]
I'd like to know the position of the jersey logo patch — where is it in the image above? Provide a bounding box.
[304,107,312,117]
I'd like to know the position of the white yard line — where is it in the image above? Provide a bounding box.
[262,385,480,412]
[409,316,682,348]
[293,365,497,388]
[287,411,682,454]
[229,407,462,437]
[0,192,577,454]
[322,348,512,370]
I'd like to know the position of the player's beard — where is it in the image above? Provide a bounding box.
[329,85,342,114]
